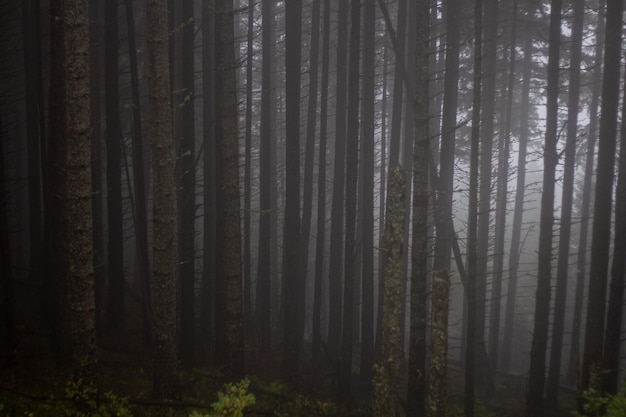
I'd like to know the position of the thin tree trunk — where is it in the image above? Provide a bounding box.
[339,0,360,400]
[465,0,482,414]
[430,271,450,417]
[567,0,605,386]
[546,0,584,406]
[328,0,349,359]
[125,0,152,348]
[257,0,275,353]
[104,0,125,340]
[501,29,533,374]
[526,1,562,415]
[312,0,331,364]
[178,0,196,369]
[359,0,376,386]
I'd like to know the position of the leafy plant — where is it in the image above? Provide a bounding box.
[189,378,255,417]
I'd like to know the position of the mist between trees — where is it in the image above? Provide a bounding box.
[1,0,626,416]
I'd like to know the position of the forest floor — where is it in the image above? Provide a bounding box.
[0,346,578,417]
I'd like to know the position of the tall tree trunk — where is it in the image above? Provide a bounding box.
[282,0,303,386]
[465,0,482,414]
[178,0,196,369]
[567,0,605,386]
[501,29,533,374]
[339,0,360,400]
[372,166,405,417]
[0,111,17,355]
[526,1,562,415]
[22,0,43,286]
[214,0,245,378]
[546,0,584,406]
[300,0,321,348]
[104,0,125,340]
[475,0,497,391]
[257,0,275,353]
[312,0,331,364]
[202,0,217,362]
[243,0,254,345]
[602,62,626,394]
[125,0,152,348]
[359,0,375,386]
[489,0,517,372]
[148,0,180,401]
[580,0,623,398]
[406,0,429,413]
[328,0,349,358]
[48,0,97,386]
[432,0,459,273]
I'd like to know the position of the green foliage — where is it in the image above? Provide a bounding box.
[447,401,496,417]
[189,379,255,417]
[248,377,338,417]
[574,376,626,417]
[0,378,133,417]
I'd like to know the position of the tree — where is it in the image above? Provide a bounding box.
[214,0,245,377]
[359,0,376,386]
[372,166,406,417]
[147,0,180,400]
[406,0,430,413]
[47,0,96,385]
[104,0,125,340]
[339,0,360,399]
[526,1,562,415]
[580,0,624,397]
[601,55,626,396]
[257,0,275,353]
[178,0,196,368]
[465,0,482,414]
[546,0,584,406]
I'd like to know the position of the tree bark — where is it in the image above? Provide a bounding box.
[526,1,562,415]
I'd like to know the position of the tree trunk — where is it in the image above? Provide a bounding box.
[372,166,405,417]
[601,54,626,396]
[104,0,125,340]
[177,0,196,369]
[125,0,152,348]
[328,0,349,359]
[465,0,482,413]
[214,0,245,378]
[545,0,584,406]
[257,0,275,353]
[312,0,331,364]
[580,0,623,398]
[406,0,429,413]
[430,271,450,417]
[501,29,533,374]
[147,0,180,401]
[526,1,562,415]
[359,0,376,386]
[282,0,303,386]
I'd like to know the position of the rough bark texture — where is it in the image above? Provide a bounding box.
[372,166,405,417]
[147,0,180,401]
[580,0,623,398]
[526,1,561,415]
[215,0,245,378]
[407,0,429,413]
[430,270,450,417]
[47,0,97,386]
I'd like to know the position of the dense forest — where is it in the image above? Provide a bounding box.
[1,0,626,416]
